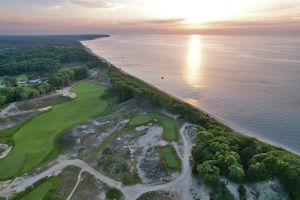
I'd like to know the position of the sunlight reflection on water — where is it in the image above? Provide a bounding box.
[82,34,300,154]
[186,35,202,88]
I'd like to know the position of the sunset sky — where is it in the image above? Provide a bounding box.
[0,0,300,34]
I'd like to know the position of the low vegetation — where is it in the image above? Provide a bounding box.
[0,82,108,179]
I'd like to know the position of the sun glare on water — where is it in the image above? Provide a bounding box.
[185,35,202,88]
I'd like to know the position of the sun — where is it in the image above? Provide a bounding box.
[156,0,249,25]
[184,0,246,24]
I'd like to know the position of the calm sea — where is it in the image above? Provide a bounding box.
[82,34,300,154]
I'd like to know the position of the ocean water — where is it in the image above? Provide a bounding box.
[82,34,300,154]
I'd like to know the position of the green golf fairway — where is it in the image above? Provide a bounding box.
[129,112,178,141]
[0,82,108,179]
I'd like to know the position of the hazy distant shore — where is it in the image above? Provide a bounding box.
[81,40,300,156]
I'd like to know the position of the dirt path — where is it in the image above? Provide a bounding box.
[66,170,83,200]
[0,123,198,200]
[56,84,77,99]
[0,159,123,198]
[0,103,16,118]
[0,144,12,160]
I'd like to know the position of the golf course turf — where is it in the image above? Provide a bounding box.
[18,181,53,200]
[0,81,108,179]
[160,145,181,170]
[129,112,178,141]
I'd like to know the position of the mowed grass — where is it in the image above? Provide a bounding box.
[129,112,178,141]
[160,145,181,170]
[129,114,152,126]
[18,181,53,200]
[0,82,108,179]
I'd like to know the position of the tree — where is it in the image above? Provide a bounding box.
[224,155,239,167]
[262,155,277,175]
[0,95,6,106]
[197,131,214,142]
[4,77,18,87]
[197,161,220,187]
[192,143,212,163]
[238,184,247,200]
[210,141,230,153]
[74,66,89,80]
[228,164,245,183]
[240,146,257,167]
[211,182,234,200]
[248,162,270,180]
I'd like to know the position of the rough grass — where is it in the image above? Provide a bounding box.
[129,112,178,141]
[99,68,110,79]
[0,81,108,179]
[94,128,129,154]
[18,181,53,200]
[121,172,141,185]
[160,145,181,170]
[17,95,69,111]
[0,124,22,146]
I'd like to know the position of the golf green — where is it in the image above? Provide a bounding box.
[160,145,181,170]
[0,82,108,179]
[129,112,178,141]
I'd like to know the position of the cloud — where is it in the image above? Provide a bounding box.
[145,18,185,24]
[48,5,63,11]
[119,18,185,26]
[70,0,113,8]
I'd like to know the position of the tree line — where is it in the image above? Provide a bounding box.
[0,35,109,106]
[0,47,99,76]
[0,66,89,106]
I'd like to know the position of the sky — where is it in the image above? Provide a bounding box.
[0,0,300,34]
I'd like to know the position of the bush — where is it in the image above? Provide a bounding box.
[210,182,234,200]
[0,95,6,106]
[238,184,247,200]
[106,188,123,200]
[228,164,245,183]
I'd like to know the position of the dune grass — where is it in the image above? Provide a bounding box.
[0,81,108,179]
[160,145,181,170]
[129,112,178,141]
[18,182,53,200]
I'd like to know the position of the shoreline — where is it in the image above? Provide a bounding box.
[81,40,300,157]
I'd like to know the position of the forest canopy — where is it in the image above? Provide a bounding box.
[0,35,108,106]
